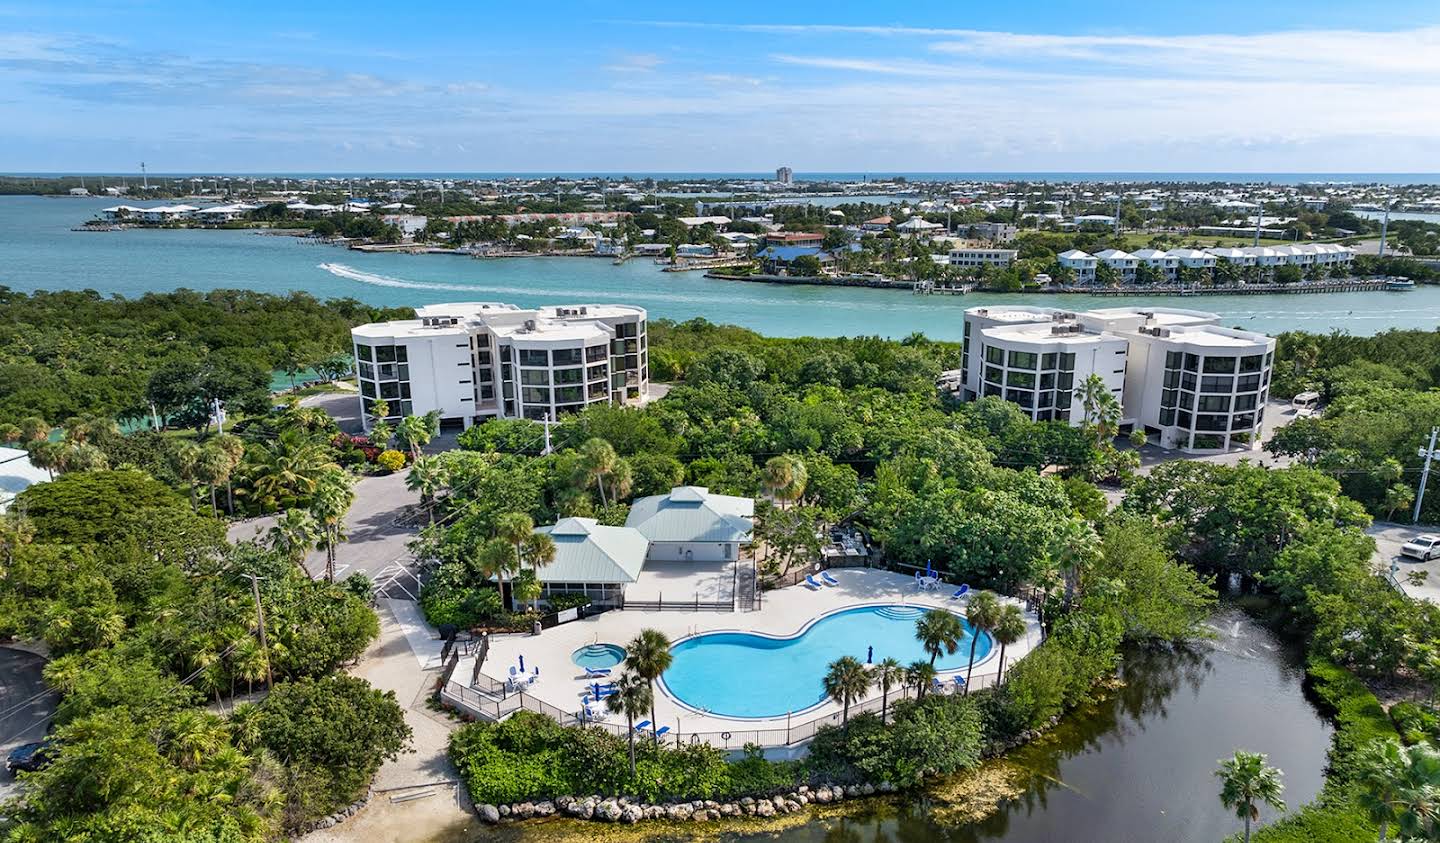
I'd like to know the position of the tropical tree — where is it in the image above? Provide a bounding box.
[246,429,338,512]
[518,532,556,609]
[763,455,809,509]
[874,657,905,723]
[991,603,1027,684]
[915,608,964,667]
[310,469,355,582]
[578,437,620,506]
[213,433,246,514]
[1079,373,1122,446]
[822,656,871,724]
[476,537,519,611]
[1216,750,1287,843]
[172,440,204,510]
[906,660,937,699]
[625,629,673,750]
[267,508,319,578]
[395,411,439,462]
[1356,739,1440,842]
[196,442,235,516]
[605,671,653,776]
[1051,518,1103,609]
[406,456,449,525]
[494,512,535,576]
[964,592,1002,691]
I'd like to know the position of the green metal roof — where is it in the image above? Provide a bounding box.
[624,486,754,544]
[533,518,649,584]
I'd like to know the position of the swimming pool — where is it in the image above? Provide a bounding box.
[661,605,993,718]
[571,643,626,670]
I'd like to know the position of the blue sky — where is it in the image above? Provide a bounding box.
[3,0,1440,173]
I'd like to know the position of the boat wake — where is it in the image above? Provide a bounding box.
[317,262,506,295]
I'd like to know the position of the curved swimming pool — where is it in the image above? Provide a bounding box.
[662,605,993,718]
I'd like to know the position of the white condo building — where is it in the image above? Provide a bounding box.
[351,302,648,430]
[948,247,1018,269]
[957,305,1275,452]
[1057,243,1354,284]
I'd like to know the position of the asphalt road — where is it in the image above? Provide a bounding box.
[1371,521,1440,605]
[0,647,56,798]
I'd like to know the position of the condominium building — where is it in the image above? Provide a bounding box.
[956,305,1275,452]
[1093,248,1138,283]
[776,166,793,184]
[1057,243,1355,284]
[351,302,648,430]
[1057,249,1098,283]
[948,247,1018,269]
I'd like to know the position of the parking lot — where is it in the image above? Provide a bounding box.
[1370,521,1440,604]
[0,647,56,800]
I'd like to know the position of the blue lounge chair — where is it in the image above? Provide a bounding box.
[654,726,671,738]
[952,675,966,691]
[949,584,969,600]
[634,720,652,733]
[821,571,840,586]
[931,678,948,695]
[585,667,610,678]
[805,575,823,589]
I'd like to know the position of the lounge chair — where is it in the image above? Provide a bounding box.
[821,571,840,586]
[634,720,652,733]
[952,675,966,691]
[654,726,671,738]
[585,667,611,678]
[805,575,823,589]
[949,585,970,600]
[931,678,948,695]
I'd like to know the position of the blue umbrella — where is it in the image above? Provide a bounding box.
[519,654,525,672]
[867,645,873,664]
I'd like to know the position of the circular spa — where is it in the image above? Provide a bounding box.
[571,643,627,671]
[661,605,993,719]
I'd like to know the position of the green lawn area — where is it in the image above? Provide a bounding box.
[1115,232,1294,250]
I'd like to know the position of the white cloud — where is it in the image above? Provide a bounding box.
[604,52,664,73]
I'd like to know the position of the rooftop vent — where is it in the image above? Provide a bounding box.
[523,319,537,332]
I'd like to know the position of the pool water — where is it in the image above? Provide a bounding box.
[571,643,626,670]
[662,605,992,718]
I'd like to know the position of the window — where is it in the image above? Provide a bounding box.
[1197,395,1230,413]
[518,349,549,367]
[361,381,375,398]
[586,344,607,363]
[359,361,375,380]
[1181,372,1197,391]
[356,344,373,361]
[587,364,608,381]
[1038,390,1054,409]
[552,348,582,366]
[1059,353,1075,371]
[1008,350,1037,370]
[523,406,549,421]
[477,349,492,365]
[986,345,1003,365]
[1163,369,1180,389]
[1055,390,1072,408]
[520,369,549,386]
[1237,374,1261,392]
[521,387,550,404]
[1239,354,1263,373]
[1177,410,1193,428]
[1041,352,1057,370]
[1006,389,1034,407]
[376,345,396,363]
[1040,372,1056,389]
[1203,356,1237,374]
[1234,393,1258,412]
[1165,350,1182,369]
[380,382,399,400]
[555,386,583,403]
[1200,376,1234,394]
[984,383,1002,397]
[1057,372,1074,390]
[553,367,583,385]
[1159,408,1176,426]
[615,322,637,338]
[479,384,494,400]
[1232,413,1256,430]
[985,366,1003,385]
[477,368,493,383]
[1007,370,1036,389]
[1162,388,1178,408]
[1183,353,1199,372]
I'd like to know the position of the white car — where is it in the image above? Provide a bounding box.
[1400,534,1440,561]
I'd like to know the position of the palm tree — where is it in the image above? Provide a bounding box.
[395,412,438,462]
[579,438,619,506]
[519,532,556,609]
[915,608,964,668]
[823,656,871,724]
[991,604,1027,685]
[874,657,905,723]
[605,671,653,776]
[1216,750,1287,843]
[965,592,1002,692]
[197,442,234,516]
[476,537,519,611]
[267,508,319,578]
[1356,739,1440,842]
[494,512,535,597]
[1052,519,1102,609]
[625,629,673,750]
[213,433,245,514]
[906,660,937,700]
[247,429,338,512]
[763,455,809,509]
[405,456,448,525]
[172,440,204,510]
[310,469,355,581]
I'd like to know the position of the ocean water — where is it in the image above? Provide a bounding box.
[2,196,1437,340]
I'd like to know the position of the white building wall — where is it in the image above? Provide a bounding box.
[646,541,737,563]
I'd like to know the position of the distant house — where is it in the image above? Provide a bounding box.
[625,486,754,563]
[762,231,824,249]
[861,216,893,232]
[757,245,829,272]
[896,217,944,235]
[676,216,732,230]
[529,517,650,607]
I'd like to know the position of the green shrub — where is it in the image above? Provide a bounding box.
[807,696,985,786]
[1249,802,1376,843]
[376,449,406,471]
[1387,700,1438,745]
[1305,654,1397,786]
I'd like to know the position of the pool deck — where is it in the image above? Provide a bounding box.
[451,568,1041,739]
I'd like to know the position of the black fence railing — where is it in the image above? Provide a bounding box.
[622,597,733,612]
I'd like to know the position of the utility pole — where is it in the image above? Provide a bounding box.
[1253,201,1263,247]
[541,412,553,455]
[1416,427,1440,524]
[140,161,148,190]
[241,573,274,689]
[1378,199,1392,258]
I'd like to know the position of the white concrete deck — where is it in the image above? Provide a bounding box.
[454,568,1041,741]
[625,557,740,604]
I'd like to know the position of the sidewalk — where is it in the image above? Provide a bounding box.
[301,600,478,843]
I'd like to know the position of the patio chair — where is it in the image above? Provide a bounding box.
[949,584,970,600]
[584,667,611,678]
[654,726,671,738]
[931,678,948,695]
[952,675,966,692]
[821,570,840,586]
[634,720,652,733]
[805,575,823,590]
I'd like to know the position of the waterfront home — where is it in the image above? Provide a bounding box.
[896,217,944,236]
[1166,248,1218,270]
[757,245,829,273]
[1203,247,1256,268]
[350,301,648,430]
[99,204,147,221]
[138,204,199,222]
[384,214,429,239]
[1057,249,1098,283]
[948,248,1017,269]
[1093,249,1139,283]
[959,305,1274,453]
[529,517,650,608]
[676,216,732,230]
[625,486,754,563]
[194,203,259,223]
[762,231,824,249]
[861,216,893,232]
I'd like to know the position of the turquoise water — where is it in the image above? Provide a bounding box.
[662,605,992,718]
[4,196,1439,339]
[570,643,625,670]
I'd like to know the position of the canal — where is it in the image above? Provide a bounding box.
[453,605,1332,843]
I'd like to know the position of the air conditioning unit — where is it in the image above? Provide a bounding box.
[524,319,537,331]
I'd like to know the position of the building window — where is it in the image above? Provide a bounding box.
[1059,353,1075,371]
[1239,354,1263,373]
[1008,350,1038,370]
[521,387,550,404]
[555,386,583,403]
[1203,356,1237,374]
[520,369,549,386]
[1057,372,1074,390]
[1040,372,1056,389]
[1041,352,1058,370]
[356,344,373,361]
[1200,376,1234,394]
[587,364,608,381]
[1007,370,1036,389]
[986,345,1004,365]
[1234,394,1258,412]
[518,349,549,367]
[586,344,607,363]
[1165,351,1182,369]
[1197,395,1231,413]
[1162,388,1178,408]
[553,348,582,366]
[1159,408,1176,426]
[1183,353,1199,372]
[1237,374,1261,392]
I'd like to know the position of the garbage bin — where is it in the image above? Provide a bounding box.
[532,619,542,636]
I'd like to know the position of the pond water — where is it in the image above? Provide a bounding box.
[461,605,1333,843]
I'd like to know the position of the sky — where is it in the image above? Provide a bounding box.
[3,0,1440,174]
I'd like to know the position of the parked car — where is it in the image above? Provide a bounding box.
[5,739,54,775]
[1400,534,1440,561]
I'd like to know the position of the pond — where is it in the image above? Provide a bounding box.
[450,604,1333,843]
